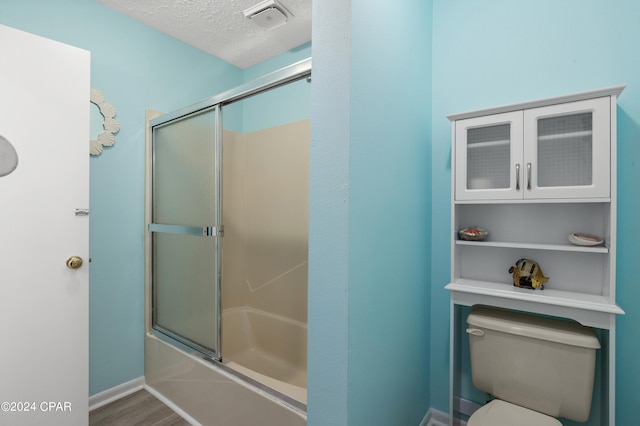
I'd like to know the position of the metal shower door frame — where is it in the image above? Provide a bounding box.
[149,103,223,359]
[148,58,311,361]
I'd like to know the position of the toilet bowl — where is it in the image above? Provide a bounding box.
[466,305,600,425]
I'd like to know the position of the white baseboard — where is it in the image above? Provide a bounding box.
[421,408,448,426]
[91,381,460,426]
[144,384,202,426]
[89,376,146,411]
[420,408,467,426]
[88,377,200,425]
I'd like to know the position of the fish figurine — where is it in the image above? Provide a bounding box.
[509,258,548,290]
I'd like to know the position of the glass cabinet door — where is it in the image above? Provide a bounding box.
[455,111,523,201]
[523,97,610,199]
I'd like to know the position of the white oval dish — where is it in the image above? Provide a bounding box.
[569,233,603,246]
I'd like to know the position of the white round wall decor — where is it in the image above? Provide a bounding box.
[90,88,120,156]
[0,134,18,177]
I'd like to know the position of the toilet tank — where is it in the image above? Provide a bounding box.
[466,305,600,422]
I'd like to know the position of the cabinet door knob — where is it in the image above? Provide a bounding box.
[527,162,532,190]
[515,163,520,191]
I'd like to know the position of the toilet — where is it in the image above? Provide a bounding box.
[465,305,601,426]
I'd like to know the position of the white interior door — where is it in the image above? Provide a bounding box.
[0,25,90,425]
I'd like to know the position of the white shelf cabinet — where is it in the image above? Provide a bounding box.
[446,86,625,426]
[455,95,612,201]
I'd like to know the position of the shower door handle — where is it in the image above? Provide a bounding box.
[148,223,217,237]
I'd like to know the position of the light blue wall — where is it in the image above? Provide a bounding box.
[308,0,432,424]
[348,1,432,424]
[431,1,640,423]
[0,0,243,395]
[221,43,310,133]
[7,1,637,423]
[244,42,311,82]
[307,0,351,423]
[239,43,311,133]
[239,77,311,133]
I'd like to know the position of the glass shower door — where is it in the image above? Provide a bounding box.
[150,106,221,358]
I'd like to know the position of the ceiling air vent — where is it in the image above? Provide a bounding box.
[243,0,293,30]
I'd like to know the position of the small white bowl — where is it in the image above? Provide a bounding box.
[568,233,603,246]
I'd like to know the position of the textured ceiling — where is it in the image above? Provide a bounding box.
[98,0,311,69]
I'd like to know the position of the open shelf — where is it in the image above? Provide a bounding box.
[447,278,621,313]
[455,239,608,253]
[446,279,623,328]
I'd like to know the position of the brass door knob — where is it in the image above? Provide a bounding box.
[66,256,83,269]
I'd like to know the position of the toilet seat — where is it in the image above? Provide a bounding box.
[467,400,562,426]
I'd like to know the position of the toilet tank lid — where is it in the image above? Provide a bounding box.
[467,306,601,349]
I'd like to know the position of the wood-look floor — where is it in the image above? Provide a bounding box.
[89,389,191,426]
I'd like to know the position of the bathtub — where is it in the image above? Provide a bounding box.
[144,307,307,425]
[221,307,307,405]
